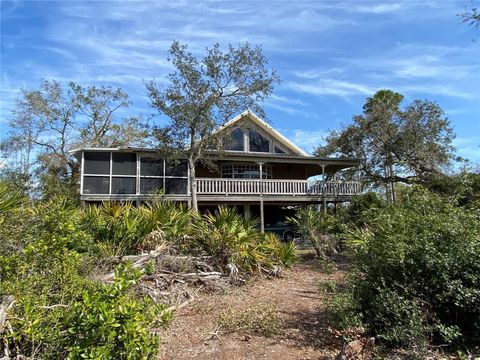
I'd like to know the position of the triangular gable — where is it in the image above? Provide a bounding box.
[217,110,309,157]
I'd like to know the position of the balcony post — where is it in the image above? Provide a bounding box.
[257,161,265,233]
[322,164,327,213]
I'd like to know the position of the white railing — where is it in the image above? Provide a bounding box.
[196,178,361,196]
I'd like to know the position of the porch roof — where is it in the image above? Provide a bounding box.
[69,147,360,175]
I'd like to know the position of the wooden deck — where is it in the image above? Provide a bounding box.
[196,178,361,201]
[80,178,361,204]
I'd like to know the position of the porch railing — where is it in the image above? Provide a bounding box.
[196,178,361,196]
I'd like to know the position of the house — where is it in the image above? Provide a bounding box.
[70,110,361,236]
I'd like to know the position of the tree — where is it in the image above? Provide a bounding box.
[316,90,457,203]
[147,41,279,210]
[461,6,480,30]
[1,80,149,198]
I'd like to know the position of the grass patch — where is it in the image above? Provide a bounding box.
[216,303,282,336]
[317,279,337,294]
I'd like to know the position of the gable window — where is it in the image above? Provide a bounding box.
[225,128,244,151]
[274,145,286,154]
[249,129,269,153]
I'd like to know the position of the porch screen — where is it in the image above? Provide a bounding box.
[83,152,111,194]
[81,151,189,196]
[139,157,188,194]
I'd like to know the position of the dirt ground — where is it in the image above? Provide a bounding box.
[158,251,348,360]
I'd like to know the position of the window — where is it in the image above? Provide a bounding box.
[83,176,109,194]
[249,129,270,152]
[165,178,188,194]
[274,145,286,154]
[139,157,188,195]
[225,128,244,151]
[140,178,164,194]
[141,158,163,176]
[165,161,188,177]
[112,177,136,194]
[84,152,110,174]
[82,151,189,196]
[112,153,136,175]
[221,164,272,179]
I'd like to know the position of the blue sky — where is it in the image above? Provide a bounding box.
[1,0,479,163]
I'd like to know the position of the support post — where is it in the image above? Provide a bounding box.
[258,161,265,233]
[322,164,327,213]
[244,204,251,218]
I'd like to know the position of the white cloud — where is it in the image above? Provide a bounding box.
[287,129,329,153]
[288,79,375,98]
[454,137,480,163]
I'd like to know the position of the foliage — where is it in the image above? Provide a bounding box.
[423,171,480,208]
[0,79,149,199]
[340,192,387,226]
[81,201,193,256]
[81,202,148,257]
[460,6,480,30]
[318,279,337,294]
[66,263,170,359]
[1,199,168,359]
[193,206,296,272]
[0,181,24,221]
[146,41,279,210]
[275,238,298,267]
[316,89,458,203]
[288,207,337,259]
[216,303,282,336]
[337,187,480,348]
[1,196,93,358]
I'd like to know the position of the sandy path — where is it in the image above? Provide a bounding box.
[158,254,346,360]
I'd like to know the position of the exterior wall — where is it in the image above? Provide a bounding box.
[271,163,308,180]
[195,162,308,180]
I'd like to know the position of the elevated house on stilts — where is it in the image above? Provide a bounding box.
[71,110,361,239]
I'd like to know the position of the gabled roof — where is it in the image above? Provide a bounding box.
[217,110,310,157]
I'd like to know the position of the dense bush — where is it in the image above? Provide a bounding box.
[1,198,296,358]
[288,207,338,259]
[336,187,480,349]
[66,263,170,359]
[193,206,297,272]
[80,201,192,256]
[424,172,480,208]
[0,197,170,359]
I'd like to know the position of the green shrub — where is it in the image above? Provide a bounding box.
[276,239,298,267]
[66,263,170,359]
[328,291,363,330]
[340,187,480,348]
[193,206,297,273]
[288,207,337,259]
[81,201,193,256]
[81,202,145,256]
[1,199,170,359]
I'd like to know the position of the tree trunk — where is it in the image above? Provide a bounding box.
[188,158,198,211]
[389,164,396,204]
[384,163,392,204]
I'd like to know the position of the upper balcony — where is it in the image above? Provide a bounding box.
[196,177,361,203]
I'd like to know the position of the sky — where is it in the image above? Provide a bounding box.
[1,0,479,163]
